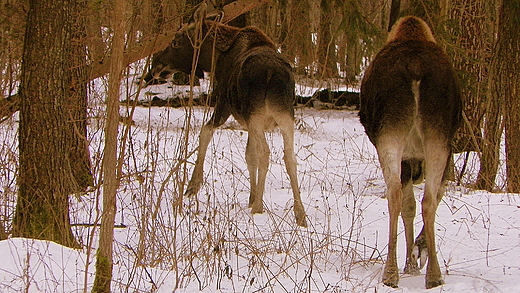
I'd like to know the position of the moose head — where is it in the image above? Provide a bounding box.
[142,3,239,86]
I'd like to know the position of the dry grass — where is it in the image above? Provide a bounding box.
[0,66,512,292]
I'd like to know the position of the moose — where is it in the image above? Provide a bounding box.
[143,4,307,227]
[359,16,462,288]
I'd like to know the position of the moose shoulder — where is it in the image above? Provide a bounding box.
[144,5,307,227]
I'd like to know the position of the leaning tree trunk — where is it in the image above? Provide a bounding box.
[0,0,270,124]
[13,0,80,248]
[498,0,520,192]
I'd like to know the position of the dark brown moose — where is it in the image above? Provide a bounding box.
[144,4,307,227]
[359,16,462,289]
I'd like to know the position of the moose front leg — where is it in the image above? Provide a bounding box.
[185,104,230,197]
[185,123,216,197]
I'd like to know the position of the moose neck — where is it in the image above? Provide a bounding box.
[196,39,216,72]
[196,21,241,72]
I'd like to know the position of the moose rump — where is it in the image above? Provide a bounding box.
[143,4,307,227]
[359,16,462,289]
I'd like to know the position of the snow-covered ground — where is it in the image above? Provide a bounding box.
[0,79,519,292]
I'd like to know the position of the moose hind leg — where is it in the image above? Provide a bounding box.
[246,121,269,214]
[421,143,449,288]
[377,138,405,288]
[413,160,444,271]
[278,114,307,227]
[401,159,420,275]
[245,137,258,208]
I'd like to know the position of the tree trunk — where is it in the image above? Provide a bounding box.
[69,0,94,190]
[445,0,495,189]
[499,0,520,192]
[317,0,337,78]
[474,0,501,191]
[476,75,502,190]
[388,0,401,31]
[450,0,491,155]
[279,0,313,74]
[92,0,126,291]
[13,0,79,248]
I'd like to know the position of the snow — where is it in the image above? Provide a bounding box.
[0,79,519,292]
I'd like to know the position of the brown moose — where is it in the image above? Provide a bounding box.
[359,16,462,288]
[143,4,307,227]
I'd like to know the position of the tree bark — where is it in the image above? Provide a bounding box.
[13,0,80,248]
[450,0,491,155]
[474,0,500,190]
[444,0,495,189]
[317,0,338,78]
[69,0,94,190]
[279,0,313,74]
[499,0,520,192]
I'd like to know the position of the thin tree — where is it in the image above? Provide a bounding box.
[91,0,127,291]
[13,0,81,248]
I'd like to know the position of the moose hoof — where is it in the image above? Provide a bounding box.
[414,235,429,269]
[250,203,263,214]
[295,214,308,227]
[404,259,420,276]
[383,280,398,289]
[426,278,444,289]
[404,265,420,276]
[382,267,399,288]
[184,181,201,197]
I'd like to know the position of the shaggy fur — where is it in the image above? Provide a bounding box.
[359,16,462,288]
